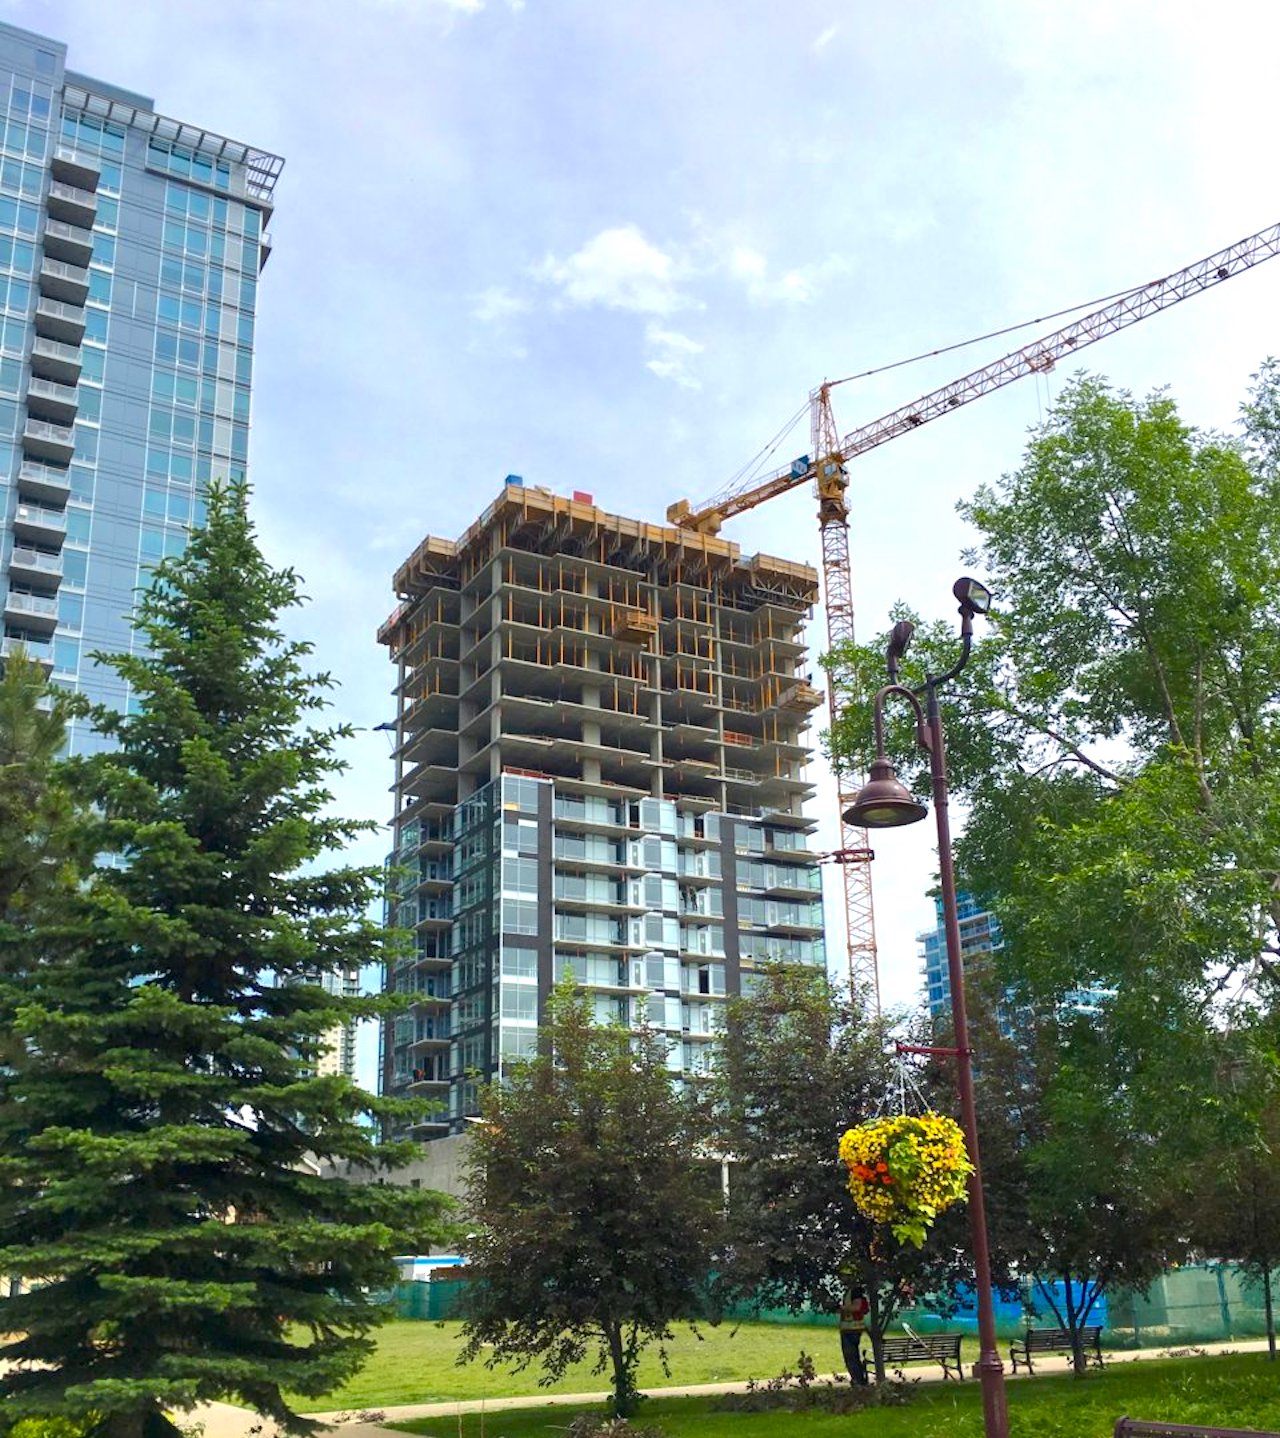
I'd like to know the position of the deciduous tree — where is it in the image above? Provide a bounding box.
[714,966,970,1383]
[459,979,720,1416]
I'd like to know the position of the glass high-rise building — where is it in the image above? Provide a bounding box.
[0,21,281,748]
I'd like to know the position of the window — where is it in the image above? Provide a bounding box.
[500,949,536,979]
[504,899,538,936]
[502,856,538,895]
[500,986,536,1022]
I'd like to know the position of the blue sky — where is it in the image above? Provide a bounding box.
[14,0,1280,1065]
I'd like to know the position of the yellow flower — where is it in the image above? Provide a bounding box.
[837,1112,973,1248]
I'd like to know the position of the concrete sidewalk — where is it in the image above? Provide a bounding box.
[188,1336,1277,1438]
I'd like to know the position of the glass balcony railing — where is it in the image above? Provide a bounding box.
[13,502,68,537]
[4,590,58,622]
[9,547,63,579]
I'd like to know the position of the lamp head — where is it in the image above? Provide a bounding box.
[953,576,992,617]
[886,619,915,680]
[842,756,928,829]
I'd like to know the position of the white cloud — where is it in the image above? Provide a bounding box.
[472,286,530,323]
[644,322,704,389]
[535,225,689,315]
[813,24,839,52]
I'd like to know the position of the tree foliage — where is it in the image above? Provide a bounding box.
[713,967,970,1382]
[459,979,720,1416]
[827,365,1280,1370]
[830,367,1280,1019]
[962,984,1189,1374]
[0,485,453,1438]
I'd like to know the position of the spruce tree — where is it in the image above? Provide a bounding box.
[0,485,452,1438]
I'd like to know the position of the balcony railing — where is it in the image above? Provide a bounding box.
[17,458,72,502]
[3,589,58,631]
[30,336,82,385]
[46,181,96,226]
[0,634,54,671]
[22,417,75,463]
[50,146,100,191]
[39,256,90,305]
[42,219,93,266]
[8,546,63,591]
[34,296,85,346]
[25,379,78,427]
[13,502,67,543]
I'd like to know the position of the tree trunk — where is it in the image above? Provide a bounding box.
[1063,1272,1086,1377]
[1265,1268,1276,1362]
[604,1320,634,1417]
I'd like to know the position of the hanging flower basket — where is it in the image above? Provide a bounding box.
[838,1113,974,1249]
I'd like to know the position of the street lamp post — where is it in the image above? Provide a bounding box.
[844,578,1009,1438]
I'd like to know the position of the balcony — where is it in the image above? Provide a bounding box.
[26,379,78,428]
[42,219,93,268]
[46,181,96,228]
[17,458,72,503]
[39,256,90,306]
[3,589,58,634]
[0,634,54,673]
[8,546,62,592]
[22,417,75,465]
[13,502,67,547]
[50,146,100,192]
[34,296,85,346]
[30,336,82,386]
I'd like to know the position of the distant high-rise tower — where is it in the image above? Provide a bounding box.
[919,890,1004,1021]
[377,484,829,1137]
[0,21,282,747]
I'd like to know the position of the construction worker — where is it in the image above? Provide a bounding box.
[839,1288,871,1384]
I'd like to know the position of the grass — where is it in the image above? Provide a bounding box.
[295,1320,852,1412]
[382,1353,1280,1438]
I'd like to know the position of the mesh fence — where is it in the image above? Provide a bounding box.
[393,1265,1277,1348]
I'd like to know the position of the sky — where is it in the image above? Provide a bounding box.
[13,0,1280,1077]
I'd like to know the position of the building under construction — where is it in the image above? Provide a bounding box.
[377,482,828,1135]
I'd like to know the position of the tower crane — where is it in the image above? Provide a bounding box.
[667,218,1280,1008]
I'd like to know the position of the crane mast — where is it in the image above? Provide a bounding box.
[667,217,1280,1006]
[811,385,879,1002]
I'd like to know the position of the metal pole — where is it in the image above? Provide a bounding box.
[926,682,1009,1438]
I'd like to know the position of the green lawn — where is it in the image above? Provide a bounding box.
[297,1320,849,1412]
[384,1353,1280,1438]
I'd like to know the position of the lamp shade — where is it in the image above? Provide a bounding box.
[843,757,928,828]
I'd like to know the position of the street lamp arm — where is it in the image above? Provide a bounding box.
[924,627,974,692]
[872,682,932,758]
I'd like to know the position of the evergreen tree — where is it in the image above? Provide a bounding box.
[0,646,91,925]
[0,485,452,1438]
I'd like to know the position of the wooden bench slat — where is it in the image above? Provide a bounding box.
[1010,1324,1104,1374]
[1116,1420,1280,1438]
[877,1332,964,1381]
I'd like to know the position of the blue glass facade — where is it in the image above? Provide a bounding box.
[0,21,281,750]
[919,890,1004,1021]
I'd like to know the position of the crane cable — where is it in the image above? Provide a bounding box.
[825,279,1150,392]
[723,278,1151,499]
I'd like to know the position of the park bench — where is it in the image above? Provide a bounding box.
[1009,1324,1103,1373]
[1115,1420,1280,1437]
[878,1331,964,1380]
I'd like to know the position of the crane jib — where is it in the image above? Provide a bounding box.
[667,215,1280,1008]
[682,218,1280,529]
